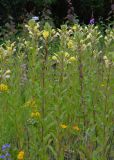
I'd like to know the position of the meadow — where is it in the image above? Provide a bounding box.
[0,20,114,160]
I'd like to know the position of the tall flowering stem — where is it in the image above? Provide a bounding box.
[66,0,75,23]
[41,31,49,145]
[78,47,86,132]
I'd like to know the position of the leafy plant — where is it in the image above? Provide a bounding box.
[0,20,114,160]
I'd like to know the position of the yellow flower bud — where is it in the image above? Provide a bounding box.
[52,56,57,61]
[60,124,67,129]
[31,112,40,118]
[67,40,74,49]
[64,52,69,58]
[72,25,77,30]
[69,56,76,62]
[43,30,49,39]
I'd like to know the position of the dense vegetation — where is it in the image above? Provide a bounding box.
[0,0,113,25]
[0,20,114,160]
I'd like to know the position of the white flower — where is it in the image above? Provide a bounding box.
[32,16,39,21]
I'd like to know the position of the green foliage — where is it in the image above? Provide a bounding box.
[0,21,114,159]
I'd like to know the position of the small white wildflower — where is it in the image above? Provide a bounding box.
[32,16,39,21]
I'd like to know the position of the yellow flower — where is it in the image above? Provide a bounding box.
[7,47,12,52]
[31,111,40,118]
[72,125,80,131]
[17,151,24,160]
[26,98,36,108]
[69,56,76,62]
[43,30,49,39]
[67,40,74,49]
[0,84,8,92]
[72,25,77,30]
[52,56,57,61]
[60,124,67,129]
[64,52,69,58]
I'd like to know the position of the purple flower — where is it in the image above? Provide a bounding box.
[0,155,5,159]
[2,144,10,151]
[89,18,95,24]
[5,152,10,157]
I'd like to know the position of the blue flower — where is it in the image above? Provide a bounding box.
[2,144,10,151]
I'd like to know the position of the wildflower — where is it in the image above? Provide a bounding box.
[31,112,40,118]
[64,52,69,58]
[72,125,80,131]
[52,56,57,61]
[0,84,8,92]
[72,25,77,30]
[89,18,95,25]
[26,98,36,108]
[60,124,67,129]
[69,57,76,62]
[0,155,5,159]
[2,144,10,151]
[103,55,108,60]
[5,152,10,157]
[32,16,39,21]
[0,144,11,160]
[67,40,74,49]
[17,151,24,160]
[43,30,49,39]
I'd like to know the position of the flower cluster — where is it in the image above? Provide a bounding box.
[25,19,40,38]
[52,51,76,64]
[0,144,11,160]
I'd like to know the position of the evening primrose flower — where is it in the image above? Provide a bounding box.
[0,84,8,92]
[64,52,69,58]
[17,151,24,160]
[31,111,40,118]
[52,55,58,61]
[69,56,76,62]
[72,25,77,30]
[67,40,74,49]
[60,124,67,129]
[43,30,49,39]
[72,125,80,131]
[26,98,36,108]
